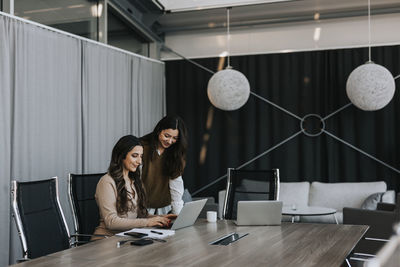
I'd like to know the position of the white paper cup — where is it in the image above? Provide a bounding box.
[207,211,217,223]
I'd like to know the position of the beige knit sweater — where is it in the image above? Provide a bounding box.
[92,173,148,240]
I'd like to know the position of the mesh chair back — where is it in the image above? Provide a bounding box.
[69,173,105,242]
[223,168,280,220]
[11,178,70,259]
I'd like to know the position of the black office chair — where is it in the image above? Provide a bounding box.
[363,223,400,267]
[222,168,280,220]
[68,173,107,242]
[11,177,72,260]
[343,193,400,266]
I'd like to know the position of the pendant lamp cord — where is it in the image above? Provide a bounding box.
[227,7,231,68]
[368,0,371,62]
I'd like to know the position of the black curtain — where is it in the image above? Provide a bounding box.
[165,45,400,198]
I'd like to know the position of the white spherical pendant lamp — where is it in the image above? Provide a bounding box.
[207,68,250,111]
[346,62,395,111]
[206,8,250,111]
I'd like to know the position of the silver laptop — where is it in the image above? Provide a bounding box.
[170,198,207,230]
[234,200,283,226]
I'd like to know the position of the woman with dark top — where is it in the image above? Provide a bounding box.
[92,135,175,240]
[141,115,188,215]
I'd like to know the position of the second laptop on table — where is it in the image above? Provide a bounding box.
[234,200,283,226]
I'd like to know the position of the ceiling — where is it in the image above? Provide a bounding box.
[155,0,400,34]
[11,0,400,43]
[13,0,96,23]
[155,0,292,12]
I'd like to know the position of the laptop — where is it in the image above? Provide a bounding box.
[234,200,283,226]
[169,198,207,230]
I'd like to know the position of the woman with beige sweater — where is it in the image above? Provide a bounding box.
[92,135,176,240]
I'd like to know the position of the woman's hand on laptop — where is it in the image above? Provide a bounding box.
[146,216,171,227]
[163,214,177,220]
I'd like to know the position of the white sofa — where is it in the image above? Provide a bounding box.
[219,181,395,223]
[280,181,395,223]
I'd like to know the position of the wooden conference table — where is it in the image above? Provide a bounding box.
[14,220,368,267]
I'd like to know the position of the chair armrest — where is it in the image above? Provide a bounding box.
[70,234,111,246]
[17,258,30,263]
[377,203,396,211]
[71,234,110,237]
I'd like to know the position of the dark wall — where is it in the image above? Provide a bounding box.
[165,45,400,198]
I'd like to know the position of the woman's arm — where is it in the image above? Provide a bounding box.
[169,176,184,214]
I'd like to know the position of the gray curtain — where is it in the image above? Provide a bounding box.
[9,18,83,263]
[0,12,165,265]
[137,58,166,136]
[82,42,133,173]
[0,15,12,267]
[131,56,141,136]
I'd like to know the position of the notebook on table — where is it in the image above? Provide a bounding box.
[234,200,283,226]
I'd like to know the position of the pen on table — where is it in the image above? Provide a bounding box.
[150,230,163,235]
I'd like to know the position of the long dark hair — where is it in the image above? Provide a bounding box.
[108,135,148,217]
[142,115,188,179]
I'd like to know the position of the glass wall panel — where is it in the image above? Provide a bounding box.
[14,0,99,40]
[107,7,149,56]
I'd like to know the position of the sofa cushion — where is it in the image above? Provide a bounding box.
[309,181,387,211]
[277,182,309,222]
[279,182,310,207]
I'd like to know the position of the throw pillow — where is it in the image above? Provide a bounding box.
[382,190,396,204]
[361,192,384,210]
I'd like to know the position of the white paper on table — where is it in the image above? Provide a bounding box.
[116,228,175,239]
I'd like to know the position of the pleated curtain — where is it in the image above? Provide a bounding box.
[7,18,83,263]
[165,46,400,196]
[137,58,166,136]
[0,15,13,266]
[0,12,165,265]
[82,42,132,173]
